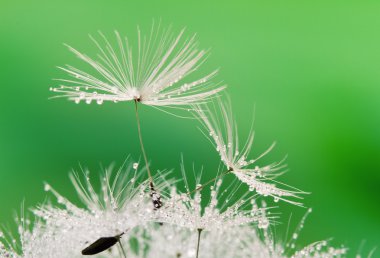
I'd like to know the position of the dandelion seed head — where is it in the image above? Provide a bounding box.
[50,24,225,108]
[0,170,350,258]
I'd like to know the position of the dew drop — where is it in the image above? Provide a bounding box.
[44,184,51,191]
[258,218,269,229]
[133,163,139,170]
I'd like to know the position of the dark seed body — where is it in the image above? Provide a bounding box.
[81,235,120,255]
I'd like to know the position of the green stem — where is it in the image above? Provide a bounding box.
[134,100,153,183]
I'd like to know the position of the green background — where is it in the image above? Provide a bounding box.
[0,0,379,256]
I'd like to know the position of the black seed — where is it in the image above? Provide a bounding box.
[81,233,123,255]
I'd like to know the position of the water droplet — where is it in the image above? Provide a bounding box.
[258,218,269,229]
[44,184,51,191]
[96,99,103,105]
[133,163,139,170]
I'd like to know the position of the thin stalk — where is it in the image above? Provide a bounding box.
[134,100,153,183]
[134,100,162,209]
[187,169,231,196]
[118,240,127,258]
[196,228,203,258]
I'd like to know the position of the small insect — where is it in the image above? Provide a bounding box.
[81,232,125,256]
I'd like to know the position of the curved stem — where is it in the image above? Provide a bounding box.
[134,100,153,183]
[196,228,203,258]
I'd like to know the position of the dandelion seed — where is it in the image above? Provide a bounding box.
[194,99,306,205]
[49,23,225,210]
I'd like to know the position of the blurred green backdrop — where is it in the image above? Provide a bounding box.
[0,0,379,256]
